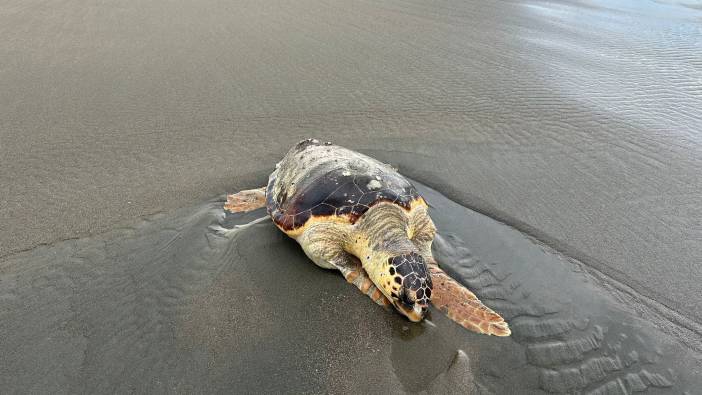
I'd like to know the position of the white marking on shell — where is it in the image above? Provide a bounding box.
[367,179,382,190]
[342,170,351,176]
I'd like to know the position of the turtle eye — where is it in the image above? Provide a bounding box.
[402,293,414,307]
[398,287,415,307]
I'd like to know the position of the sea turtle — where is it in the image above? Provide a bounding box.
[225,139,510,336]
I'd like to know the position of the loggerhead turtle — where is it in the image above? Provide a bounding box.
[224,139,510,336]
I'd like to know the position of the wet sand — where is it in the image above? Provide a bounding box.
[1,0,701,328]
[1,0,702,392]
[2,182,700,393]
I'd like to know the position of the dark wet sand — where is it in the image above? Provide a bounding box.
[1,0,702,392]
[2,182,700,393]
[1,0,701,329]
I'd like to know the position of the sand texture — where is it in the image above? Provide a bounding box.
[1,0,701,392]
[1,183,700,393]
[2,0,701,324]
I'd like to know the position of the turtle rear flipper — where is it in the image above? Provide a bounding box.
[224,187,267,213]
[428,264,510,336]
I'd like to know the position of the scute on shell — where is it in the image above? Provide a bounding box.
[266,140,422,231]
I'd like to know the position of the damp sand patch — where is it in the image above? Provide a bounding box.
[0,182,699,393]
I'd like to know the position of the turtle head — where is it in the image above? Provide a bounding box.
[384,252,433,322]
[351,230,433,322]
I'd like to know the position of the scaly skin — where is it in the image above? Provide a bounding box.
[224,187,266,213]
[427,261,511,336]
[348,202,509,335]
[347,202,432,322]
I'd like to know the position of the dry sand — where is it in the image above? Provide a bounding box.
[1,0,701,392]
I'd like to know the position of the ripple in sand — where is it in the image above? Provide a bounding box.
[0,183,699,393]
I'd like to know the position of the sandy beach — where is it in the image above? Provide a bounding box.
[3,184,700,392]
[1,0,701,392]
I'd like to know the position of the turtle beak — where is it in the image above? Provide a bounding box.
[394,301,428,322]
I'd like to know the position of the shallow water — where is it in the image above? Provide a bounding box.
[1,181,699,393]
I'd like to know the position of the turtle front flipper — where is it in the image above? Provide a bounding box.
[224,187,267,213]
[338,256,392,308]
[297,223,392,308]
[427,263,511,336]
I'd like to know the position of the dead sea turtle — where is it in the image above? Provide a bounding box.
[225,139,510,336]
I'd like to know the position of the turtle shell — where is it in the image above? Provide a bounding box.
[266,139,422,231]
